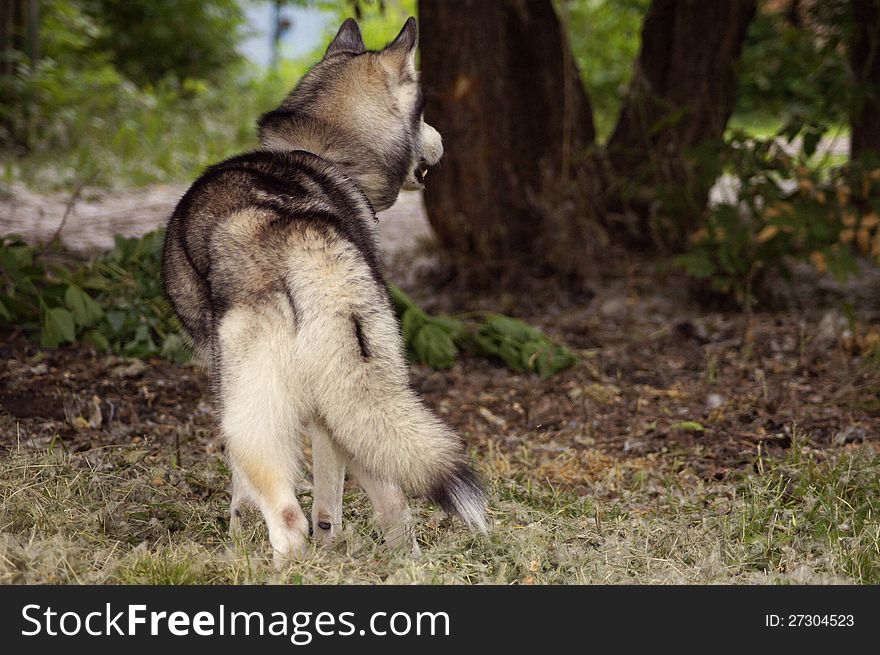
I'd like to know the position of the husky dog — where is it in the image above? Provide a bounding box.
[162,18,486,566]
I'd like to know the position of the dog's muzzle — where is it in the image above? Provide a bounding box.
[403,125,443,190]
[403,157,433,190]
[414,158,429,184]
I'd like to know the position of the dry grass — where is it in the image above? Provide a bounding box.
[1,430,877,585]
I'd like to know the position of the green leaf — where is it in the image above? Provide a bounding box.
[673,252,715,279]
[106,310,126,334]
[78,271,109,291]
[41,307,76,348]
[470,332,502,357]
[519,339,544,371]
[388,283,421,315]
[0,242,34,271]
[123,324,158,356]
[64,284,103,327]
[497,338,527,372]
[803,130,821,158]
[83,329,111,351]
[400,308,426,345]
[411,323,458,369]
[536,347,578,378]
[482,313,543,342]
[161,333,191,363]
[429,314,468,344]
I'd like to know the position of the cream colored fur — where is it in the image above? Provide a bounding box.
[218,222,480,566]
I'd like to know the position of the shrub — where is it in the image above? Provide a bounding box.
[0,232,185,360]
[676,119,880,307]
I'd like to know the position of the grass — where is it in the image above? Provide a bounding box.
[1,431,877,584]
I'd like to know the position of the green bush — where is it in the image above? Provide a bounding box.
[736,4,852,127]
[675,120,880,307]
[0,0,307,189]
[0,232,185,360]
[81,0,246,87]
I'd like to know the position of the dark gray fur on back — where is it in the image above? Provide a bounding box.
[162,150,384,356]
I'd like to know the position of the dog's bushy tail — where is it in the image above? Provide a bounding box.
[313,364,488,532]
[426,461,487,532]
[285,244,487,532]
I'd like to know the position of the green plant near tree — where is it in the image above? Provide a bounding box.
[391,285,578,376]
[735,3,852,127]
[675,119,880,307]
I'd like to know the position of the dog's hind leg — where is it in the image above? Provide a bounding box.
[308,421,345,544]
[228,467,247,537]
[218,307,308,568]
[351,464,420,556]
[224,413,308,568]
[229,451,308,569]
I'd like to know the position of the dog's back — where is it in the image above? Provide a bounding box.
[163,149,380,354]
[162,18,485,565]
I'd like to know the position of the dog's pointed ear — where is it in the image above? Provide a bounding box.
[387,16,418,52]
[381,17,418,74]
[326,18,366,56]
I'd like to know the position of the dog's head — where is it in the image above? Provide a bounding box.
[257,17,442,212]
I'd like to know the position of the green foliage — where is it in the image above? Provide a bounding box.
[391,284,577,377]
[1,0,307,189]
[0,235,99,347]
[0,232,186,360]
[3,60,307,189]
[393,284,464,369]
[736,3,852,127]
[81,0,245,87]
[474,313,579,377]
[675,119,880,307]
[89,232,188,360]
[2,233,575,376]
[557,0,650,140]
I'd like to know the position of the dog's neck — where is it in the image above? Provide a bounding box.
[258,110,402,212]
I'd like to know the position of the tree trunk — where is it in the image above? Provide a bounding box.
[850,0,880,159]
[418,0,595,283]
[26,0,38,65]
[1,0,27,78]
[605,0,756,249]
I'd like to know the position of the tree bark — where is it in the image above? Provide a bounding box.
[26,0,38,66]
[605,0,756,249]
[418,0,595,283]
[850,0,880,159]
[1,0,27,78]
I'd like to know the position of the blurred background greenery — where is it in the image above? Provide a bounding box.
[1,0,860,189]
[0,0,436,189]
